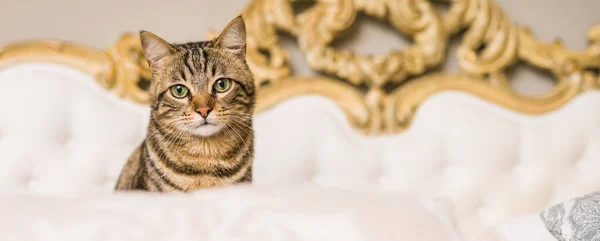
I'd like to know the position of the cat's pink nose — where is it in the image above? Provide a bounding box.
[196,106,212,118]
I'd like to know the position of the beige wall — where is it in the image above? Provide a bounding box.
[1,0,598,95]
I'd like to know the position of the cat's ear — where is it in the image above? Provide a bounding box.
[215,16,246,54]
[139,30,176,67]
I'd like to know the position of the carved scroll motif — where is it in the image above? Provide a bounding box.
[240,0,600,134]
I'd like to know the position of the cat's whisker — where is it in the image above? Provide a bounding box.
[162,123,188,161]
[150,110,173,121]
[229,118,252,123]
[170,123,191,158]
[228,117,253,131]
[224,122,245,156]
[152,122,182,147]
[222,124,241,156]
[229,115,253,123]
[224,113,253,119]
[225,112,252,116]
[226,122,248,151]
[226,122,252,166]
[229,121,253,137]
[146,119,184,139]
[154,119,188,162]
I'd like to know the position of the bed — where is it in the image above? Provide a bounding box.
[0,0,599,240]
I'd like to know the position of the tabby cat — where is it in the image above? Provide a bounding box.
[115,16,255,192]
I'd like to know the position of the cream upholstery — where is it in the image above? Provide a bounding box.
[0,63,148,195]
[1,62,599,239]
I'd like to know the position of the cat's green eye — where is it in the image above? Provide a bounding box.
[170,84,189,98]
[213,78,231,93]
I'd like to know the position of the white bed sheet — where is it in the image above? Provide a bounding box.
[0,185,465,241]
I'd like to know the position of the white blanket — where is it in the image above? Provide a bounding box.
[0,185,463,241]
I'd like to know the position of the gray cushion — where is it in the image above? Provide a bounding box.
[540,191,600,241]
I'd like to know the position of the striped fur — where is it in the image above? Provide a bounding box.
[115,16,255,192]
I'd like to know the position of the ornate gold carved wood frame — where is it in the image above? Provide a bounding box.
[0,0,599,135]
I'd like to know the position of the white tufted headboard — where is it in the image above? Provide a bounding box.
[0,63,149,194]
[0,0,599,240]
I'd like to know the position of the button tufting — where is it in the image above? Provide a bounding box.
[505,161,519,173]
[25,175,37,189]
[439,161,449,174]
[61,131,73,147]
[64,138,74,151]
[310,172,319,183]
[441,164,453,176]
[475,199,484,209]
[28,180,38,189]
[373,165,385,180]
[571,155,585,164]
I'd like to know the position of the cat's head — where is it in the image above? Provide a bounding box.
[140,16,255,138]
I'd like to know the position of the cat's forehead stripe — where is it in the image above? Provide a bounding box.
[202,48,209,74]
[187,46,208,76]
[183,50,195,77]
[173,43,212,85]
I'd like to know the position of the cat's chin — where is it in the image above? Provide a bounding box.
[189,124,223,137]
